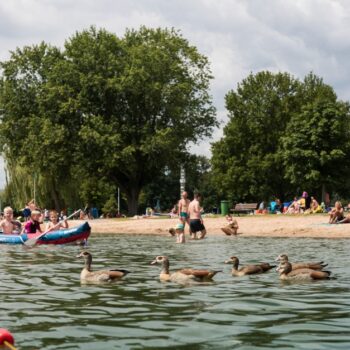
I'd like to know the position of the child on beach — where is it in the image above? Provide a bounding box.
[23,210,43,234]
[46,210,69,232]
[0,207,22,234]
[169,221,185,243]
[221,214,239,236]
[329,201,344,224]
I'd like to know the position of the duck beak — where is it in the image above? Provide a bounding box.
[76,252,83,258]
[224,259,232,264]
[275,255,281,262]
[150,259,157,265]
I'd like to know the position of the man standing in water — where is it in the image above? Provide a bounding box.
[188,193,206,239]
[178,191,190,231]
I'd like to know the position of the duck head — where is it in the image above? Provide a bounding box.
[151,255,170,274]
[224,256,239,269]
[275,254,289,262]
[77,251,92,270]
[277,261,292,275]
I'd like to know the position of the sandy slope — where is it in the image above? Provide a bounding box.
[73,214,350,238]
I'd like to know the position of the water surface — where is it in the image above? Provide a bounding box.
[1,234,350,349]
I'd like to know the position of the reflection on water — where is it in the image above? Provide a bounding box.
[1,234,350,349]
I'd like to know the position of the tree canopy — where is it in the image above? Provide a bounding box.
[211,71,350,203]
[0,26,217,214]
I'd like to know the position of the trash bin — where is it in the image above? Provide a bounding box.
[220,200,229,216]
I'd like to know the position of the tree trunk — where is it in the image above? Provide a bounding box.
[50,185,61,211]
[321,183,326,204]
[125,187,140,216]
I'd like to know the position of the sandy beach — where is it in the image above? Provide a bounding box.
[74,214,350,238]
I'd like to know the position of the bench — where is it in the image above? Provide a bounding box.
[231,203,258,216]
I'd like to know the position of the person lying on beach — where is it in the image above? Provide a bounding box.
[45,210,69,232]
[0,207,22,234]
[221,214,240,236]
[329,201,344,224]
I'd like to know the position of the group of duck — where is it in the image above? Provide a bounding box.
[77,251,331,284]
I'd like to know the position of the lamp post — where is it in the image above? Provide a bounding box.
[180,166,186,196]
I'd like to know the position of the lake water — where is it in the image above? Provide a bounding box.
[1,234,350,350]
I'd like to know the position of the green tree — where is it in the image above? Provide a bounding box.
[211,71,300,202]
[0,27,217,214]
[61,26,216,215]
[281,100,350,198]
[0,43,80,209]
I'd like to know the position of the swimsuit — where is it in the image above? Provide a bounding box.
[24,220,41,234]
[190,219,205,233]
[175,223,185,231]
[180,212,188,219]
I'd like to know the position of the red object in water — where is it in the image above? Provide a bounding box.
[0,329,14,345]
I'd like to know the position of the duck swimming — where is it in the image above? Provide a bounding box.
[151,255,221,283]
[225,256,275,276]
[77,251,130,283]
[275,254,328,270]
[277,261,331,281]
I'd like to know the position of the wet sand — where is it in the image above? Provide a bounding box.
[73,214,350,238]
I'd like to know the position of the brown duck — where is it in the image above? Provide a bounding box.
[151,256,221,283]
[77,251,130,283]
[225,256,275,276]
[277,261,331,281]
[276,254,328,271]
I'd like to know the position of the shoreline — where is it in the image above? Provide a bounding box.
[72,215,350,239]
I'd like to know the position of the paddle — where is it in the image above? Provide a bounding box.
[24,208,83,247]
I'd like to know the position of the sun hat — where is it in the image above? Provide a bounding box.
[31,210,41,215]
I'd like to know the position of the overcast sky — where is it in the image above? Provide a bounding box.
[0,0,349,188]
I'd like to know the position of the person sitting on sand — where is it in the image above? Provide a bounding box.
[310,196,322,214]
[0,207,22,234]
[335,212,350,224]
[45,210,69,232]
[169,220,185,243]
[329,201,344,224]
[23,210,43,234]
[221,214,239,236]
[285,197,300,214]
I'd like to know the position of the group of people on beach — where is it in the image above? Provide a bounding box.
[0,205,68,235]
[169,191,207,243]
[284,192,323,214]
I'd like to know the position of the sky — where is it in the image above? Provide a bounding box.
[0,0,350,188]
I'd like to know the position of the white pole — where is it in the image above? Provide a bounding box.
[180,166,186,196]
[117,187,120,215]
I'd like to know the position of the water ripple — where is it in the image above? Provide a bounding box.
[0,235,350,349]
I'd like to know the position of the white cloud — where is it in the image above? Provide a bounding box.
[0,0,350,189]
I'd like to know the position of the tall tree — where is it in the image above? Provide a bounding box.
[211,71,300,202]
[0,43,79,209]
[281,100,350,198]
[61,26,217,215]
